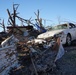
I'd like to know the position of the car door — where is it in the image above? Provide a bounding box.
[72,24,76,39]
[69,23,76,40]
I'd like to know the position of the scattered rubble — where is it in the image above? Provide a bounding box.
[5,33,64,75]
[7,40,76,75]
[0,43,19,75]
[0,3,76,75]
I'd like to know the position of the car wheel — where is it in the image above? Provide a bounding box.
[66,34,71,46]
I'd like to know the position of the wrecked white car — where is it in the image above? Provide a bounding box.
[37,23,76,45]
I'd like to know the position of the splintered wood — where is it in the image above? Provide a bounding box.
[0,45,19,75]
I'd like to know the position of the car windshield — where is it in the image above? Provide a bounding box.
[51,24,67,30]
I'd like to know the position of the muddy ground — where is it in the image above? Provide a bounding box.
[8,41,76,75]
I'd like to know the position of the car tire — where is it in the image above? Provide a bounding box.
[66,34,71,46]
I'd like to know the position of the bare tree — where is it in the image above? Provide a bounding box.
[0,19,6,32]
[7,4,19,26]
[57,16,61,24]
[34,9,43,27]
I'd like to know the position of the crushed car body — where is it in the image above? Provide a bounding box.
[37,23,76,45]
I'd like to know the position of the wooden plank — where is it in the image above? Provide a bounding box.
[0,44,19,74]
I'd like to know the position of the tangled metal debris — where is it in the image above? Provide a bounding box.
[7,34,64,75]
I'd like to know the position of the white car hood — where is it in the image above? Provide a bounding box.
[37,29,65,39]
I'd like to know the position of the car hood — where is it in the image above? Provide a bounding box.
[37,29,65,39]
